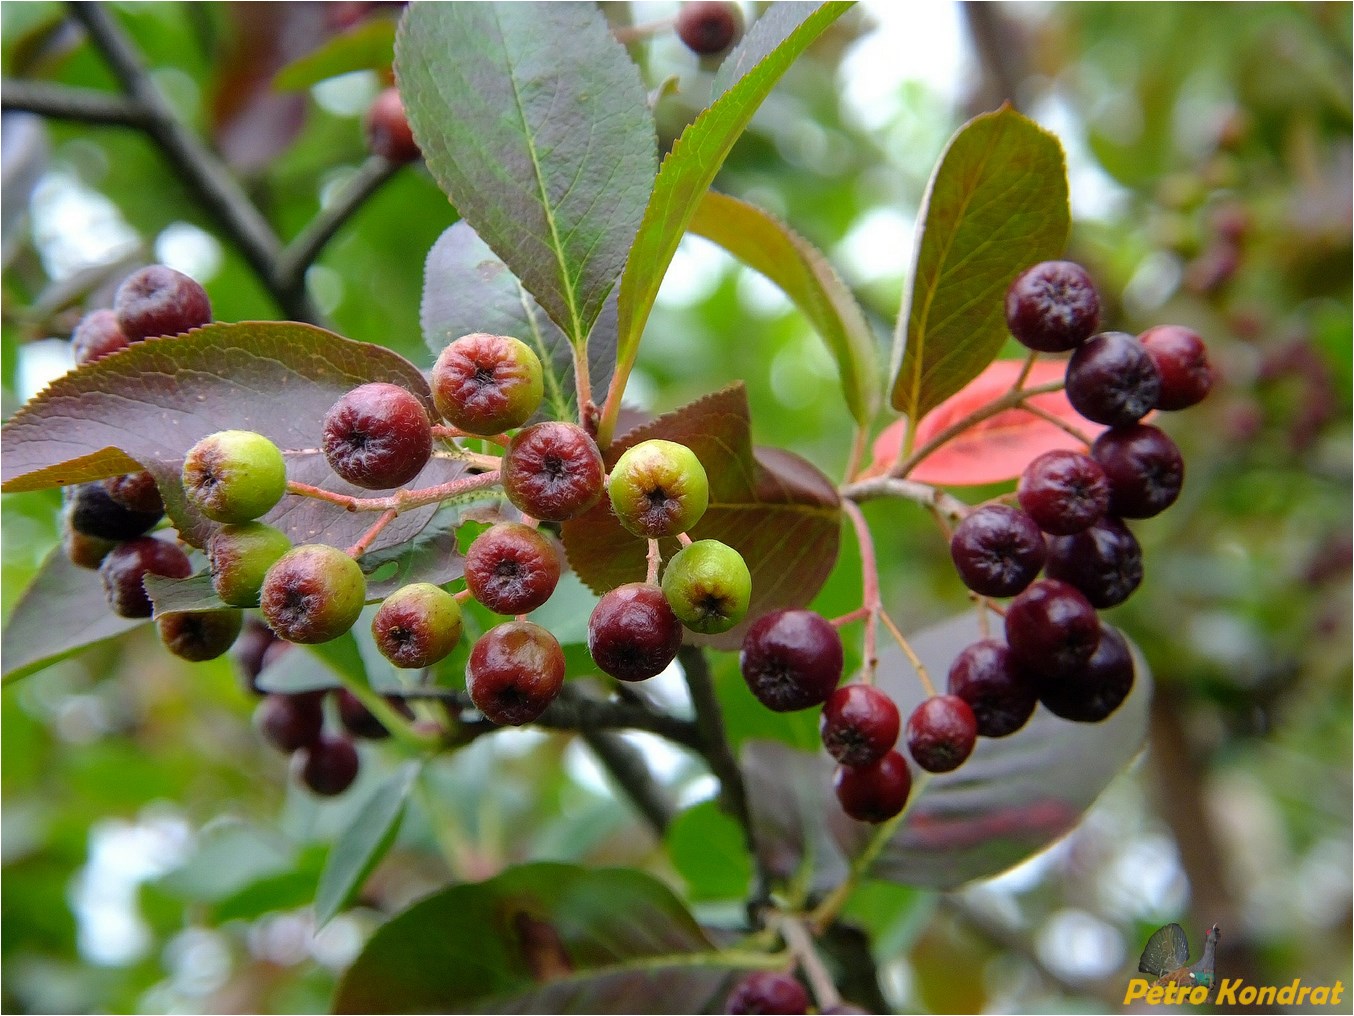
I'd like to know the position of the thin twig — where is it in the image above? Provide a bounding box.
[646,539,662,583]
[877,609,936,697]
[841,476,971,521]
[1019,402,1094,446]
[286,469,501,513]
[580,729,673,835]
[778,915,841,1011]
[0,78,148,126]
[346,507,398,558]
[841,499,879,682]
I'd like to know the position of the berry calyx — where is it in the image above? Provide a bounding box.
[946,639,1037,737]
[833,750,912,823]
[365,87,420,164]
[157,609,243,662]
[1004,578,1100,679]
[723,971,809,1015]
[949,504,1047,598]
[113,264,212,342]
[1005,260,1101,352]
[1065,332,1161,427]
[1140,325,1213,410]
[464,522,561,615]
[676,1,744,56]
[1044,516,1143,608]
[322,382,432,490]
[103,470,164,517]
[370,582,463,668]
[1017,449,1109,535]
[1091,423,1184,519]
[466,620,566,726]
[296,733,360,796]
[71,308,130,364]
[501,421,605,522]
[905,694,978,773]
[431,333,545,436]
[66,479,163,541]
[255,692,324,753]
[820,684,900,767]
[607,439,710,539]
[587,582,684,682]
[1036,624,1135,722]
[739,608,843,711]
[259,544,366,644]
[99,536,192,618]
[182,430,288,524]
[208,521,292,607]
[662,539,752,635]
[336,688,416,740]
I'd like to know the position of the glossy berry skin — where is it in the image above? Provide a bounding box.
[365,87,420,164]
[322,383,431,490]
[607,439,710,539]
[946,639,1037,737]
[1037,625,1134,722]
[336,688,416,740]
[723,971,809,1015]
[371,582,463,668]
[259,544,366,644]
[1091,424,1184,519]
[296,733,360,796]
[255,692,324,753]
[677,1,744,55]
[1017,450,1109,535]
[464,523,561,615]
[66,480,162,540]
[833,750,912,823]
[99,536,192,618]
[1140,325,1213,410]
[820,684,900,767]
[1065,332,1161,427]
[157,608,243,662]
[949,504,1046,598]
[1045,516,1143,608]
[587,582,684,682]
[501,422,605,522]
[182,430,288,524]
[905,695,978,773]
[739,609,842,711]
[113,264,212,342]
[466,621,565,726]
[662,540,752,635]
[208,521,292,606]
[1005,578,1100,680]
[431,333,544,436]
[103,471,164,517]
[1005,260,1101,352]
[71,309,130,364]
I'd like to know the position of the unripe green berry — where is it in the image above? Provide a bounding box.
[208,522,293,606]
[371,582,463,669]
[157,609,243,662]
[260,544,366,644]
[661,539,751,634]
[608,439,710,539]
[182,430,287,523]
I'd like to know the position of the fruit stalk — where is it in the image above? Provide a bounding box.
[285,468,502,513]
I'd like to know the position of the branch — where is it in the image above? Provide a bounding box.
[840,476,971,521]
[0,78,147,126]
[580,729,674,836]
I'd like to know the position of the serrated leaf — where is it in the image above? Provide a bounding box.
[272,18,397,92]
[890,106,1069,426]
[396,2,655,347]
[604,2,851,444]
[561,385,840,650]
[315,761,419,928]
[690,190,879,425]
[710,3,829,99]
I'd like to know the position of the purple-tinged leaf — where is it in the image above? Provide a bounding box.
[272,17,397,92]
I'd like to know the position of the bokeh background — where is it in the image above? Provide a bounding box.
[2,2,1349,1012]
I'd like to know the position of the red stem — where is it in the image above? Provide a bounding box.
[346,507,397,558]
[286,469,502,514]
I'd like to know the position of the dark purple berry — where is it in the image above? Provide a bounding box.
[297,733,360,796]
[1005,260,1101,352]
[1140,325,1214,410]
[254,692,324,753]
[1005,578,1101,680]
[820,684,900,767]
[1045,516,1143,608]
[501,422,605,522]
[99,536,192,618]
[365,87,420,163]
[905,695,978,773]
[739,609,843,712]
[66,480,162,540]
[724,970,808,1015]
[466,621,565,726]
[949,505,1046,598]
[102,470,164,517]
[587,582,684,682]
[946,639,1037,737]
[157,609,243,662]
[336,688,415,740]
[1091,424,1184,519]
[1036,625,1134,722]
[71,309,129,364]
[833,750,912,823]
[1065,332,1161,426]
[464,523,561,615]
[63,522,117,570]
[113,264,212,342]
[677,2,744,56]
[322,382,432,490]
[1017,449,1109,535]
[232,618,277,695]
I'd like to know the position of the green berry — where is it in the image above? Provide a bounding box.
[608,439,710,539]
[661,539,751,634]
[157,609,244,662]
[182,430,287,523]
[260,544,366,644]
[208,521,292,606]
[371,582,463,669]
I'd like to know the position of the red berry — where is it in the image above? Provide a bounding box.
[833,750,912,823]
[1044,516,1143,608]
[464,523,561,615]
[949,504,1046,598]
[365,87,420,163]
[677,2,744,56]
[1005,260,1101,352]
[255,691,324,754]
[587,582,684,682]
[946,639,1037,737]
[322,382,432,490]
[157,609,243,662]
[297,733,360,796]
[1140,325,1214,410]
[466,621,565,726]
[1091,423,1184,519]
[1004,579,1100,680]
[99,536,193,618]
[1036,625,1134,722]
[370,582,463,669]
[905,695,978,773]
[232,618,278,695]
[430,333,544,436]
[1017,450,1109,535]
[820,684,900,767]
[71,308,129,364]
[1065,332,1161,427]
[113,264,212,341]
[740,609,843,712]
[723,970,808,1014]
[501,422,605,522]
[102,471,164,517]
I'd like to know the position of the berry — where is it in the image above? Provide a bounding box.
[820,684,900,767]
[259,544,366,644]
[833,750,912,823]
[723,971,808,1015]
[208,521,292,607]
[157,609,243,662]
[99,536,192,618]
[501,422,605,522]
[103,470,164,517]
[182,430,288,524]
[66,480,162,541]
[336,688,415,740]
[370,582,463,668]
[949,504,1046,598]
[466,620,565,726]
[113,264,212,342]
[71,308,129,364]
[1044,516,1143,608]
[677,1,744,56]
[430,333,544,436]
[1140,325,1214,410]
[607,439,710,539]
[296,733,360,796]
[1004,578,1100,679]
[1091,423,1184,519]
[739,608,842,711]
[464,523,561,615]
[322,382,432,490]
[255,691,324,753]
[1017,449,1109,535]
[587,582,684,682]
[1065,332,1161,427]
[1005,260,1101,352]
[905,695,978,773]
[1036,625,1134,722]
[63,524,116,570]
[232,617,277,695]
[946,639,1037,737]
[662,539,752,635]
[365,87,420,164]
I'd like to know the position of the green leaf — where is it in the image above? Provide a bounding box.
[890,106,1069,425]
[396,2,655,346]
[315,761,419,928]
[334,862,770,1013]
[690,190,880,425]
[605,2,852,443]
[272,18,398,92]
[256,626,369,695]
[665,800,752,902]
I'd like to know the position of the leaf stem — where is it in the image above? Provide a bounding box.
[286,469,501,513]
[571,341,594,429]
[840,499,879,683]
[777,915,841,1012]
[877,608,935,697]
[596,364,628,449]
[843,424,868,484]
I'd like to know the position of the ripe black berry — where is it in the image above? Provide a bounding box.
[1065,332,1161,427]
[1005,260,1101,352]
[1044,516,1143,608]
[1017,449,1109,535]
[99,536,193,618]
[365,87,420,164]
[676,2,744,56]
[905,695,978,773]
[833,750,912,823]
[103,471,164,517]
[66,480,162,541]
[607,439,710,539]
[820,683,900,767]
[254,691,324,753]
[464,523,561,615]
[336,688,415,740]
[1004,578,1100,679]
[431,333,545,436]
[157,609,243,662]
[113,264,212,342]
[662,540,752,635]
[946,639,1037,737]
[739,609,843,711]
[1036,624,1134,722]
[322,383,432,490]
[370,582,463,668]
[723,971,808,1015]
[587,582,684,682]
[297,733,360,796]
[259,544,367,644]
[1091,423,1184,519]
[1140,325,1213,410]
[466,621,565,726]
[949,504,1046,598]
[182,430,288,524]
[71,308,129,364]
[501,422,605,522]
